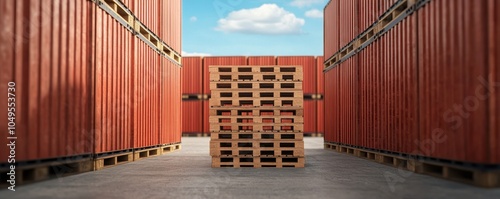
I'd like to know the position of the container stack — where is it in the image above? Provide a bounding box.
[209,65,305,168]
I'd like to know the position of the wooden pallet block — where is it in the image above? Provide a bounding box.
[210,132,304,140]
[94,152,133,171]
[160,143,182,154]
[133,147,161,161]
[211,90,303,99]
[210,81,303,90]
[209,72,303,82]
[209,115,304,124]
[209,97,303,108]
[211,156,305,168]
[0,157,93,186]
[209,108,304,117]
[209,65,303,74]
[210,123,304,132]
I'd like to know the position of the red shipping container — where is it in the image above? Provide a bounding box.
[0,0,93,161]
[182,101,203,135]
[339,0,358,48]
[182,57,203,94]
[281,119,293,123]
[247,56,276,65]
[304,100,317,135]
[489,0,500,163]
[324,0,340,60]
[316,56,325,135]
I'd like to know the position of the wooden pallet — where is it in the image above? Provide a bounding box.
[94,152,134,170]
[209,115,304,124]
[133,147,161,161]
[210,82,302,90]
[209,65,303,73]
[209,97,303,108]
[211,147,304,157]
[324,142,500,188]
[210,72,303,82]
[211,90,303,99]
[160,143,182,154]
[210,108,304,117]
[210,123,304,132]
[210,132,304,140]
[0,157,93,187]
[212,156,305,168]
[211,140,304,149]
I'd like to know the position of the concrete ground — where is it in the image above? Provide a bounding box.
[1,137,499,199]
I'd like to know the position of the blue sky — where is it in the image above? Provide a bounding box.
[182,0,327,56]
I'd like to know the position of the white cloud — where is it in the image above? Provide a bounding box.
[305,9,323,18]
[182,51,212,57]
[290,0,324,8]
[190,16,197,22]
[216,4,305,35]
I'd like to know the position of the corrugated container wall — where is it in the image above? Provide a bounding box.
[121,0,181,53]
[490,0,500,163]
[0,0,182,162]
[324,0,340,60]
[0,0,93,161]
[93,4,133,153]
[247,56,276,65]
[182,57,203,94]
[182,57,203,135]
[339,0,358,48]
[316,56,325,135]
[324,0,500,164]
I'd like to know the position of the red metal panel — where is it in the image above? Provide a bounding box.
[182,101,203,134]
[181,57,203,94]
[0,0,15,161]
[338,58,357,146]
[247,56,276,65]
[159,0,181,52]
[304,100,317,135]
[324,0,340,60]
[316,56,325,135]
[94,5,134,153]
[339,0,358,48]
[276,56,316,94]
[324,67,340,143]
[417,0,489,163]
[316,56,325,94]
[489,0,500,163]
[358,0,378,34]
[203,100,210,134]
[0,0,94,162]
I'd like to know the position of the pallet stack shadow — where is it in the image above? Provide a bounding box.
[209,65,305,168]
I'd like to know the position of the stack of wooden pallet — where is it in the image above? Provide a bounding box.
[209,65,305,168]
